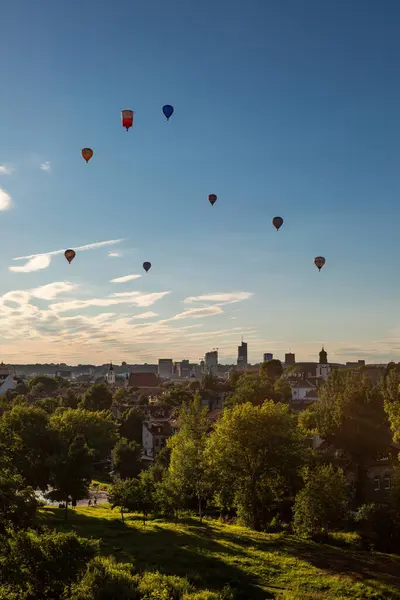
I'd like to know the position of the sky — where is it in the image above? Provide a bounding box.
[1,0,400,365]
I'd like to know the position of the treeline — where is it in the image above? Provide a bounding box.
[2,363,400,597]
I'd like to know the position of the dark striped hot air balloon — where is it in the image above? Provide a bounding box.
[272,216,283,231]
[143,262,151,273]
[208,194,217,206]
[314,256,326,271]
[64,249,76,264]
[81,148,93,163]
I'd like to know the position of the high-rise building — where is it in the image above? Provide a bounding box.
[205,350,218,373]
[263,353,273,362]
[237,341,248,366]
[285,352,296,365]
[158,358,173,379]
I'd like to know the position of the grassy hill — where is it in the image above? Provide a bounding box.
[39,505,400,600]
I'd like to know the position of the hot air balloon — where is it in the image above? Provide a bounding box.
[143,262,151,273]
[272,216,283,231]
[208,194,217,206]
[162,105,174,121]
[82,148,93,163]
[121,109,134,131]
[314,256,326,271]
[65,249,76,264]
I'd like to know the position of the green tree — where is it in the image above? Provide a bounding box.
[259,359,283,381]
[69,556,138,600]
[0,528,97,599]
[119,406,143,444]
[0,468,37,533]
[0,405,56,489]
[36,396,60,414]
[60,389,79,409]
[315,370,391,503]
[48,434,93,520]
[206,401,305,531]
[50,408,117,463]
[293,464,350,538]
[80,383,113,412]
[383,368,400,443]
[161,385,194,408]
[28,375,59,394]
[167,394,209,521]
[112,438,142,479]
[226,374,275,406]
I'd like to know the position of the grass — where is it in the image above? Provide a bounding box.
[39,504,400,600]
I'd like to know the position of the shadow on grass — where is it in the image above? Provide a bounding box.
[209,527,400,595]
[39,508,275,599]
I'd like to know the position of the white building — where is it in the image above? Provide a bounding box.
[106,363,115,386]
[0,363,18,397]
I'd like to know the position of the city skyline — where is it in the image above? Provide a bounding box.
[2,1,400,364]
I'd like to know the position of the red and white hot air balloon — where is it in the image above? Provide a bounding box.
[121,109,134,131]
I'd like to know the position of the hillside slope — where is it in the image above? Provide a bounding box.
[40,506,400,600]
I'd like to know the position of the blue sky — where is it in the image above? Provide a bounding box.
[1,0,400,365]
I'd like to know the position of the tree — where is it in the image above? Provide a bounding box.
[0,405,56,489]
[161,385,193,408]
[36,396,60,414]
[259,359,283,381]
[60,389,79,409]
[112,438,142,479]
[69,556,138,600]
[167,394,209,521]
[28,375,59,394]
[48,434,93,520]
[119,406,143,444]
[50,408,117,464]
[226,374,275,406]
[383,368,400,443]
[112,387,136,413]
[293,464,350,538]
[315,370,391,503]
[206,401,305,531]
[0,528,97,599]
[80,383,112,412]
[0,468,37,533]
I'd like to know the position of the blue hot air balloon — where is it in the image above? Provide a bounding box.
[162,105,174,121]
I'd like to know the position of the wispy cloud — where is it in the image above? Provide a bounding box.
[110,274,142,283]
[9,255,50,273]
[170,306,223,320]
[108,251,121,258]
[131,311,159,319]
[0,165,13,175]
[31,282,77,300]
[10,239,124,273]
[0,188,12,211]
[39,161,51,172]
[184,292,254,304]
[50,291,170,313]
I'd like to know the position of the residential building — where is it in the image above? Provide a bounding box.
[127,372,161,393]
[130,364,158,374]
[158,358,173,379]
[176,360,201,379]
[263,353,273,362]
[55,369,72,379]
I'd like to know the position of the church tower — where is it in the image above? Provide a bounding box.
[319,347,328,365]
[316,347,330,381]
[106,362,115,386]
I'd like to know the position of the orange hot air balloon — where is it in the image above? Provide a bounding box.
[314,256,326,271]
[82,148,93,163]
[208,194,217,206]
[64,249,76,264]
[121,109,134,131]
